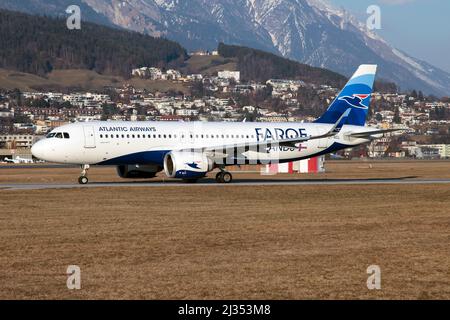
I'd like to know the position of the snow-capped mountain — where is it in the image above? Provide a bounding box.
[2,0,449,96]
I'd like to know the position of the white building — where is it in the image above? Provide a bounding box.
[166,69,182,80]
[0,134,36,149]
[218,70,240,82]
[420,144,450,158]
[132,67,163,80]
[187,74,203,81]
[176,108,199,116]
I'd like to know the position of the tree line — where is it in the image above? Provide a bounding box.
[0,9,187,77]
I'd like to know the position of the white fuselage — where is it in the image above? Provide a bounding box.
[31,121,372,167]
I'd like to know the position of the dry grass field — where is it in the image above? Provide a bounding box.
[0,161,449,299]
[0,68,190,93]
[0,54,236,92]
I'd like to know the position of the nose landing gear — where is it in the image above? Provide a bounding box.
[78,164,90,184]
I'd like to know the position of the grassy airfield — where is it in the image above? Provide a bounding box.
[0,160,449,299]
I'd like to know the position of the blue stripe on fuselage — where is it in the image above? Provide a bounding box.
[97,150,170,166]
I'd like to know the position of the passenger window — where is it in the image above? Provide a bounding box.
[169,134,172,138]
[132,135,135,138]
[137,135,140,138]
[63,133,70,139]
[100,134,103,138]
[127,134,130,138]
[105,134,109,138]
[163,134,167,139]
[121,134,124,138]
[56,133,63,138]
[116,134,119,138]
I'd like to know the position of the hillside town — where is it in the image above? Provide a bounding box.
[1,65,450,161]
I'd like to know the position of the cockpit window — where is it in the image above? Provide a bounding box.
[55,133,63,139]
[64,133,70,139]
[46,133,56,138]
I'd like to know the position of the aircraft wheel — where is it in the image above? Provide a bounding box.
[78,176,89,185]
[221,172,232,183]
[215,172,224,183]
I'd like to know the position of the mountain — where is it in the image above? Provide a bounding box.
[0,9,350,93]
[0,9,187,77]
[0,0,115,27]
[1,0,449,96]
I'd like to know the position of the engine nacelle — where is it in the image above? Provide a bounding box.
[164,151,214,179]
[116,164,160,179]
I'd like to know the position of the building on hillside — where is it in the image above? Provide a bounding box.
[218,70,240,82]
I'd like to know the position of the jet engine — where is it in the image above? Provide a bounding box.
[116,164,160,179]
[163,151,214,180]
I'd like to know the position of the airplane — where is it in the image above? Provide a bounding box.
[4,156,34,164]
[31,64,402,184]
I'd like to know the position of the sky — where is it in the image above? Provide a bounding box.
[327,0,450,73]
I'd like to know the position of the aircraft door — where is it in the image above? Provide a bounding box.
[83,125,96,148]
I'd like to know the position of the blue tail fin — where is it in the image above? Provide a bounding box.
[315,64,377,126]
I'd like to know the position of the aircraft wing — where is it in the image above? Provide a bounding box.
[347,128,405,138]
[179,109,351,158]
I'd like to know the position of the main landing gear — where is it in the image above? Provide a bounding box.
[78,164,90,185]
[215,170,233,183]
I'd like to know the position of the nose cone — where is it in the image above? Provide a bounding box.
[31,140,47,160]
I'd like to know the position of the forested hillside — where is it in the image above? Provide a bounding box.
[0,9,187,77]
[218,43,347,87]
[218,43,398,92]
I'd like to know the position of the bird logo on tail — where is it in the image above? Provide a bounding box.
[338,94,370,109]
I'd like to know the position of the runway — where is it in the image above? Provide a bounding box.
[2,178,450,190]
